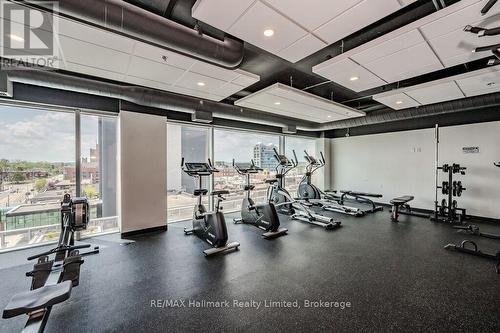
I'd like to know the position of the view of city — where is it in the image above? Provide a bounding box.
[166,125,317,222]
[0,107,118,251]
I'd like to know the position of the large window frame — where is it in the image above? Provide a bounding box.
[166,120,321,222]
[0,100,119,252]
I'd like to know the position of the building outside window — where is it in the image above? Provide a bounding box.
[213,129,280,213]
[166,123,210,223]
[0,105,118,252]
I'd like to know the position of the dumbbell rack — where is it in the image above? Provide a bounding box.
[432,163,467,224]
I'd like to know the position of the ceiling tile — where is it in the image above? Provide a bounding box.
[456,68,500,97]
[189,61,241,82]
[277,34,326,63]
[373,93,420,110]
[235,83,365,123]
[131,42,196,70]
[405,81,464,105]
[313,58,387,92]
[362,42,443,82]
[174,71,227,91]
[314,0,402,44]
[264,0,362,31]
[192,0,254,31]
[228,1,308,53]
[127,56,186,85]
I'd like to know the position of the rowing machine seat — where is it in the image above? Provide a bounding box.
[2,281,72,319]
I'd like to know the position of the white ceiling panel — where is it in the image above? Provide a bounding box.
[265,0,362,31]
[192,0,415,63]
[373,67,500,110]
[405,81,464,105]
[235,83,365,123]
[362,43,443,83]
[314,0,403,44]
[277,34,326,63]
[373,92,420,110]
[314,58,387,92]
[456,68,500,97]
[49,16,260,102]
[313,0,497,92]
[229,1,308,53]
[59,36,131,74]
[191,0,254,31]
[126,56,186,85]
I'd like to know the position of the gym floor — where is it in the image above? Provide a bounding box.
[1,209,499,333]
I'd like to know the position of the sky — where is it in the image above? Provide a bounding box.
[214,129,279,162]
[0,106,102,163]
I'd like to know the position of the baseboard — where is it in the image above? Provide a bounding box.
[121,225,167,238]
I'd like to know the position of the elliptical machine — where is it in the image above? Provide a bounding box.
[297,151,364,217]
[233,159,288,239]
[267,148,341,230]
[181,158,240,256]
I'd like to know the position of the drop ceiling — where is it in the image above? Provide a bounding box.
[373,66,500,110]
[1,10,260,102]
[234,83,366,123]
[313,0,500,92]
[192,0,417,63]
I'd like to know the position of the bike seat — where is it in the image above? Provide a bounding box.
[244,185,255,191]
[211,190,229,196]
[3,281,72,319]
[265,179,278,184]
[193,189,208,196]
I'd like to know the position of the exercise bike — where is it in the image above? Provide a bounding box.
[233,159,288,239]
[3,194,99,332]
[267,148,341,230]
[181,158,240,256]
[297,151,364,217]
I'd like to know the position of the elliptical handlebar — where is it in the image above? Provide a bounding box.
[495,162,500,167]
[232,159,263,175]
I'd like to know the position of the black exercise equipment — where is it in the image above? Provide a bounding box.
[267,148,341,230]
[297,151,364,217]
[444,240,500,274]
[337,191,383,214]
[3,194,99,333]
[481,0,498,15]
[444,162,500,273]
[433,163,467,224]
[390,196,430,222]
[181,159,240,256]
[233,159,287,239]
[453,224,500,240]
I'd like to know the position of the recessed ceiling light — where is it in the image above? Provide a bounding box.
[274,101,281,105]
[396,100,404,105]
[197,82,206,87]
[327,115,332,118]
[9,34,24,42]
[350,76,359,81]
[264,29,274,37]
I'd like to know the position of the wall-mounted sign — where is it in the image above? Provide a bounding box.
[462,146,479,154]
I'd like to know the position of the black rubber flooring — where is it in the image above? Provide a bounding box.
[1,208,499,332]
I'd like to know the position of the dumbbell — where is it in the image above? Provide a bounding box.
[441,181,449,195]
[455,181,465,197]
[441,164,450,173]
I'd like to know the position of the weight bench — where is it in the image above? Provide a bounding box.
[339,191,384,213]
[3,280,72,319]
[390,195,430,222]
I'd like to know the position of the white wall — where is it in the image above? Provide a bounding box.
[119,111,167,234]
[330,121,500,218]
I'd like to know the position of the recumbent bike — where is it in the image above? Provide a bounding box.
[181,158,240,256]
[233,159,288,239]
[2,194,99,333]
[267,148,341,230]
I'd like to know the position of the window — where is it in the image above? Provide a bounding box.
[213,129,280,213]
[285,136,318,194]
[167,123,210,223]
[0,105,118,252]
[79,114,118,237]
